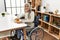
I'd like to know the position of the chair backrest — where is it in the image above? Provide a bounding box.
[34,14,41,27]
[29,27,44,40]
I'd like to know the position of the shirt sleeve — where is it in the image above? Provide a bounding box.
[19,13,25,18]
[22,11,34,22]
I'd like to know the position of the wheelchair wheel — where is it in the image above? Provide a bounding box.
[29,27,44,40]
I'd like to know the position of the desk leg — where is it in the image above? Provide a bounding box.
[23,28,26,40]
[59,30,60,40]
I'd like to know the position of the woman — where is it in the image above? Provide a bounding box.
[21,3,35,28]
[15,3,35,40]
[21,3,35,36]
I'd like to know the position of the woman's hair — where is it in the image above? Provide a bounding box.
[25,3,31,13]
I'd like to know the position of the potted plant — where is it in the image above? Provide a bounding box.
[43,6,46,12]
[43,6,46,9]
[1,13,5,17]
[55,9,59,15]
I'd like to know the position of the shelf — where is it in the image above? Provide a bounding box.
[52,14,60,18]
[39,26,60,40]
[35,11,60,18]
[50,24,60,30]
[31,8,36,10]
[35,11,52,16]
[39,19,60,30]
[28,1,32,2]
[28,0,32,2]
[39,19,50,25]
[31,0,60,40]
[42,22,49,31]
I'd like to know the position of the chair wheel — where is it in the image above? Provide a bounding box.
[29,27,44,40]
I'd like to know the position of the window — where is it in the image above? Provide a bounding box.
[5,0,25,16]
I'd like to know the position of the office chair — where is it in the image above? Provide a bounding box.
[29,27,44,40]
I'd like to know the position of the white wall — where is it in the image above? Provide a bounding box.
[0,0,5,13]
[41,0,60,14]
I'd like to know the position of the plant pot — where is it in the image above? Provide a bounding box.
[1,13,5,17]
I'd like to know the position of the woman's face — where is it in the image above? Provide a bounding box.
[25,4,30,12]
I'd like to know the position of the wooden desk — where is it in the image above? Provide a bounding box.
[0,23,27,40]
[0,16,27,40]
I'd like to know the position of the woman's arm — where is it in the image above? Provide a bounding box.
[22,11,35,22]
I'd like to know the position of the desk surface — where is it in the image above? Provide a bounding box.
[0,15,27,32]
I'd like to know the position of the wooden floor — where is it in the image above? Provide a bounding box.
[0,32,58,40]
[43,32,57,40]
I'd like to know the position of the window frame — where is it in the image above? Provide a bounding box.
[4,0,25,15]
